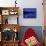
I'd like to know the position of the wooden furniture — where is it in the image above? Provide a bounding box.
[0,41,2,46]
[2,41,19,46]
[0,7,20,46]
[0,7,19,24]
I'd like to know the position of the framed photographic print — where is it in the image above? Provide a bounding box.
[10,11,15,15]
[9,10,18,15]
[23,8,37,18]
[2,10,9,15]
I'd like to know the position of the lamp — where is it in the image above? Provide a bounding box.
[14,28,17,32]
[15,0,17,7]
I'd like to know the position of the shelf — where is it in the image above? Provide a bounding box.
[2,40,19,43]
[0,7,19,24]
[2,41,19,46]
[1,15,18,24]
[0,40,19,46]
[0,7,19,16]
[0,7,20,46]
[0,7,19,10]
[0,24,20,32]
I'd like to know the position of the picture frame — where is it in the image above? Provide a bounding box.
[2,10,9,15]
[9,10,18,15]
[23,8,36,18]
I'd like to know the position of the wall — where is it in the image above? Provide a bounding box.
[18,0,44,26]
[0,0,44,26]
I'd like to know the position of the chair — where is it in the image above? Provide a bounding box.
[21,28,41,46]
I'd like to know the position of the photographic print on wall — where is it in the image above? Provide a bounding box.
[23,8,37,18]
